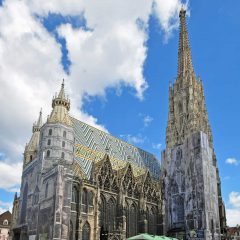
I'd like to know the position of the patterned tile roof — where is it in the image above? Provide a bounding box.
[71,117,160,180]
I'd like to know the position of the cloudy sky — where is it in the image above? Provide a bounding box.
[0,0,240,226]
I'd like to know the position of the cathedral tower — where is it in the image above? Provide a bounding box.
[40,80,75,170]
[161,8,226,240]
[37,80,75,240]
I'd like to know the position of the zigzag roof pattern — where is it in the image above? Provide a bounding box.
[71,117,160,180]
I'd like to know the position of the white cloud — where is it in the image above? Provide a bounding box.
[226,192,240,226]
[0,161,22,192]
[143,115,153,127]
[120,134,147,145]
[152,143,162,150]
[229,192,240,208]
[225,158,239,166]
[0,0,184,170]
[0,200,13,214]
[226,209,240,227]
[154,0,186,39]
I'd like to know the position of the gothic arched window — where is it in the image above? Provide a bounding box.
[82,221,90,240]
[62,141,65,148]
[30,155,33,161]
[61,152,65,159]
[149,207,157,235]
[88,191,93,206]
[126,202,138,237]
[99,195,107,231]
[82,188,88,213]
[47,139,51,146]
[107,198,116,232]
[63,131,66,138]
[72,187,78,203]
[20,183,28,223]
[129,203,138,237]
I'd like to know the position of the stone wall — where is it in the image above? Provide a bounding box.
[162,131,221,240]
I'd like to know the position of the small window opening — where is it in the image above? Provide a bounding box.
[48,129,52,136]
[46,150,50,157]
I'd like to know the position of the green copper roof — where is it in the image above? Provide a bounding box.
[71,117,160,180]
[127,234,178,240]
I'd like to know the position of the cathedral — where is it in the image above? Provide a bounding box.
[11,8,226,240]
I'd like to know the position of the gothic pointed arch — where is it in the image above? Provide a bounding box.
[143,171,152,198]
[100,154,113,177]
[107,197,117,232]
[82,221,91,240]
[99,194,107,231]
[129,202,138,237]
[126,201,138,237]
[148,206,157,235]
[121,163,135,194]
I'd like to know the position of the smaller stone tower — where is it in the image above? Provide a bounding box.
[40,80,75,170]
[23,110,42,166]
[36,80,75,240]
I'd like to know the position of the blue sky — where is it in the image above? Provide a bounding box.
[0,0,239,226]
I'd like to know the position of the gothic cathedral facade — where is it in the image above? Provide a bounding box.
[11,8,226,240]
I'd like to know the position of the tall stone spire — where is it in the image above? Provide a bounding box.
[48,79,72,126]
[177,7,194,78]
[162,10,226,239]
[166,8,213,148]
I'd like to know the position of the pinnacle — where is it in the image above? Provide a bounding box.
[58,79,65,99]
[36,108,42,127]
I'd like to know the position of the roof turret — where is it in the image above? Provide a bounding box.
[48,80,72,126]
[32,109,42,132]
